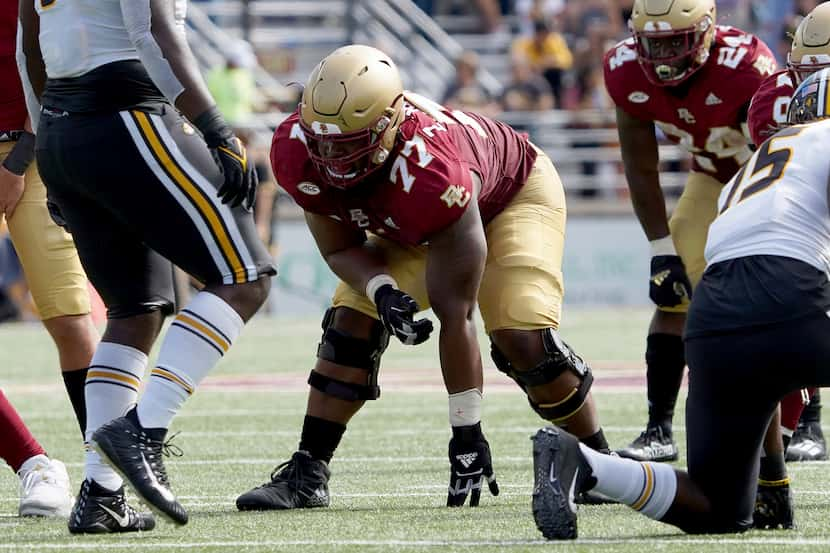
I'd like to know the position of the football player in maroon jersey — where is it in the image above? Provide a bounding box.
[235,44,610,513]
[747,4,830,464]
[604,0,776,463]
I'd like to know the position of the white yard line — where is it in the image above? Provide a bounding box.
[35,456,829,469]
[178,425,663,437]
[2,538,830,549]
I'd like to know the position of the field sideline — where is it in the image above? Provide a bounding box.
[1,308,828,552]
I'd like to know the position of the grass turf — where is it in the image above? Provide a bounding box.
[1,307,828,552]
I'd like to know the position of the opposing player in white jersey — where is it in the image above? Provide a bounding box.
[18,0,275,533]
[530,70,830,538]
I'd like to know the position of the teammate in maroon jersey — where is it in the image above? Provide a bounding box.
[235,45,610,520]
[747,2,830,463]
[604,0,776,463]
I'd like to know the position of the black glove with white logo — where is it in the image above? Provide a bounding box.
[193,106,257,210]
[373,284,433,345]
[649,255,692,311]
[447,423,499,507]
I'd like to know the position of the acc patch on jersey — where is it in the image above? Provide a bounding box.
[297,182,321,195]
[628,91,650,103]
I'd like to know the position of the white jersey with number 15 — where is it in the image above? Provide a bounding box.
[706,119,830,274]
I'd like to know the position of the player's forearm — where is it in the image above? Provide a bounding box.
[17,0,45,102]
[121,0,216,122]
[324,246,390,298]
[437,313,483,394]
[626,170,671,240]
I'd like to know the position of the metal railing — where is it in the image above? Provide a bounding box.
[189,0,501,98]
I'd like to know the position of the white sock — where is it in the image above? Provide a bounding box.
[137,292,243,429]
[579,444,678,520]
[84,342,147,491]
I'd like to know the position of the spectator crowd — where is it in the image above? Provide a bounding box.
[436,0,826,115]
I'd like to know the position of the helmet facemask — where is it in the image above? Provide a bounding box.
[787,55,830,86]
[300,101,401,190]
[632,16,713,86]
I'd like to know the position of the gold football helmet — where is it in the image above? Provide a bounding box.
[299,44,405,189]
[788,3,830,85]
[629,0,717,86]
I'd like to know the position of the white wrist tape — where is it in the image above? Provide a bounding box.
[366,274,398,305]
[449,388,482,427]
[649,235,677,257]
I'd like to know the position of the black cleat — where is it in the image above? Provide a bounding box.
[616,425,678,462]
[754,479,795,530]
[68,479,155,534]
[531,427,596,540]
[236,451,331,511]
[786,421,827,462]
[91,408,187,525]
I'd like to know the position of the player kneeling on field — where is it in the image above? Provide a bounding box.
[235,44,611,510]
[532,70,830,539]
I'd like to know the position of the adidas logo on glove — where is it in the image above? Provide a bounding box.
[455,453,478,468]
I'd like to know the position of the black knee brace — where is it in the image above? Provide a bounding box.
[491,328,593,424]
[309,308,390,401]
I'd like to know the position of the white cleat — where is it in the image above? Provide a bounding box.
[18,455,73,518]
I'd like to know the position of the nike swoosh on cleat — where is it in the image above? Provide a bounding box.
[99,503,131,528]
[141,453,176,503]
[568,468,578,512]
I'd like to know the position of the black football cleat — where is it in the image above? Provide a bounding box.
[531,427,596,540]
[91,408,188,525]
[616,425,678,462]
[68,479,155,534]
[236,450,330,511]
[754,479,795,530]
[786,421,827,462]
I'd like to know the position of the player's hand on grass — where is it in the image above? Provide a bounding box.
[447,423,499,507]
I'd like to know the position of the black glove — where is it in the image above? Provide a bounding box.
[193,107,257,210]
[447,423,499,507]
[649,255,692,311]
[373,284,433,345]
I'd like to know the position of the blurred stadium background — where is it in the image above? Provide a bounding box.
[0,0,821,320]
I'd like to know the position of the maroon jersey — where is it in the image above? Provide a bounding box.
[604,26,777,184]
[272,94,537,246]
[747,69,794,146]
[0,1,26,131]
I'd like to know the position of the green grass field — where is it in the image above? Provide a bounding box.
[1,307,829,552]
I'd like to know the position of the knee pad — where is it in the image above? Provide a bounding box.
[491,328,593,424]
[310,308,390,402]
